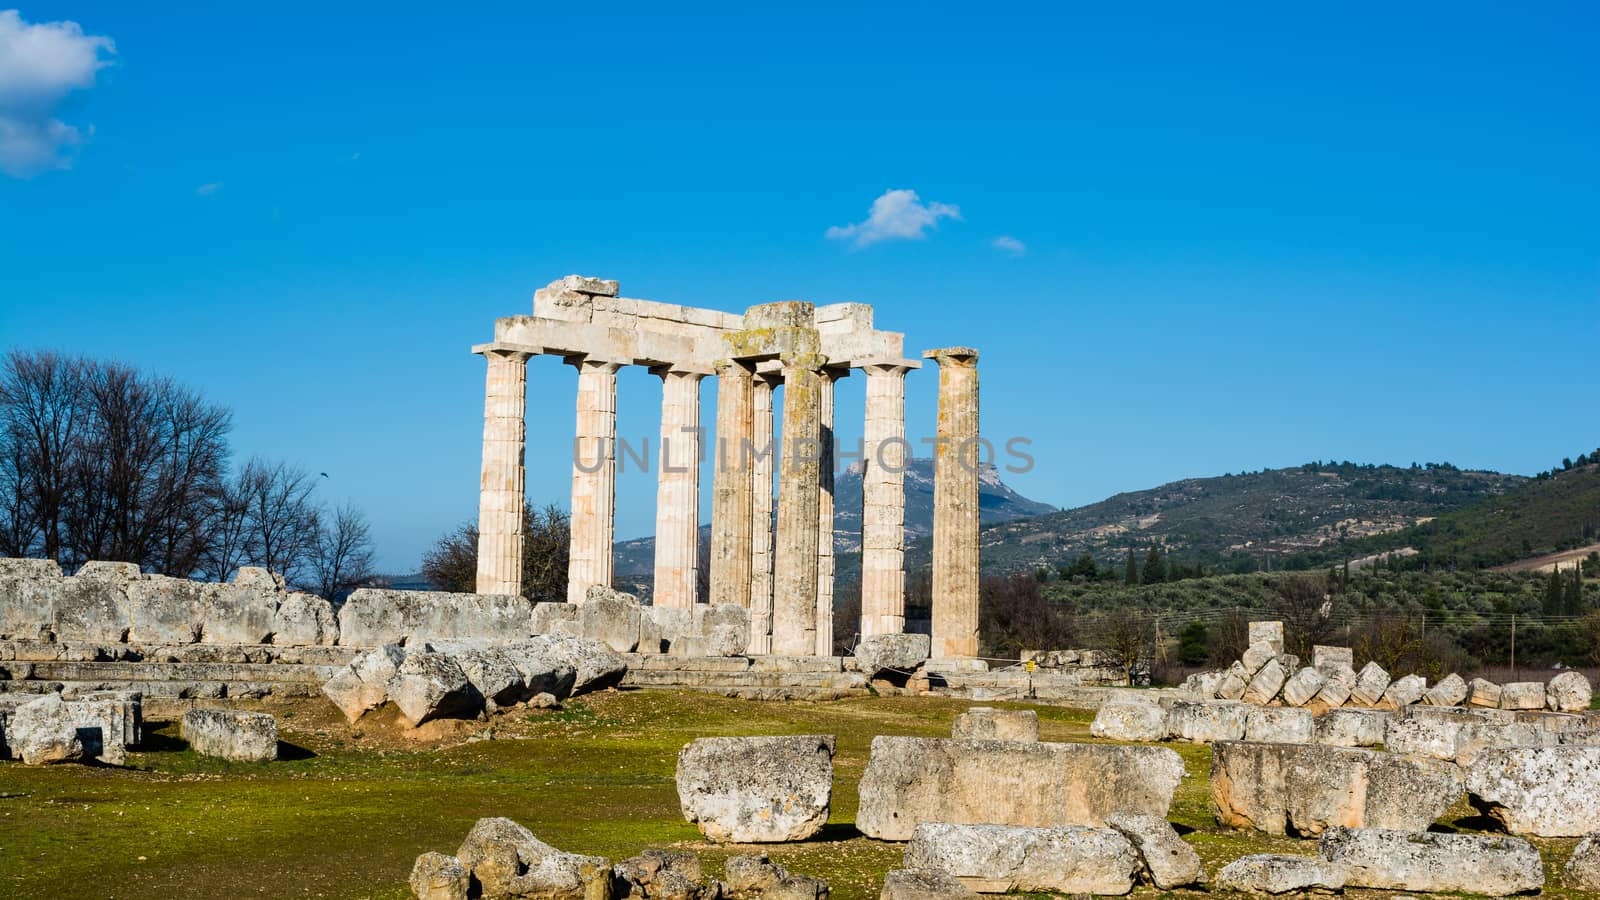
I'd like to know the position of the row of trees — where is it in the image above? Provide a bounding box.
[0,350,375,600]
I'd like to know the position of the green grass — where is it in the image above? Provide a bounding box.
[0,690,1595,899]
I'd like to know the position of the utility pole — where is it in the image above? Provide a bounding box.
[1510,613,1517,679]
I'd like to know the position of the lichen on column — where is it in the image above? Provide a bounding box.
[772,352,825,656]
[748,371,779,653]
[709,359,755,609]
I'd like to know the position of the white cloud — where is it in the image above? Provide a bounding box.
[991,235,1026,258]
[0,9,115,177]
[196,182,222,196]
[826,189,961,248]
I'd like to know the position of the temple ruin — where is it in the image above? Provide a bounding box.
[471,275,981,657]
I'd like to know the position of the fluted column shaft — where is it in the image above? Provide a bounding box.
[748,372,779,653]
[652,369,703,609]
[860,363,909,635]
[567,358,621,604]
[709,361,755,608]
[815,369,844,656]
[772,354,824,656]
[476,349,532,595]
[927,347,980,658]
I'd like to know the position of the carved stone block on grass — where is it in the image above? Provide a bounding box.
[951,707,1038,742]
[676,735,834,842]
[902,823,1140,895]
[181,708,277,762]
[1319,826,1543,895]
[1090,701,1168,742]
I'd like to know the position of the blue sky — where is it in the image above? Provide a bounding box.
[2,3,1596,571]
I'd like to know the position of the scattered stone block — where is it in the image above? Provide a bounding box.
[181,708,277,761]
[1421,673,1467,707]
[1106,813,1206,889]
[952,707,1037,742]
[1311,645,1353,671]
[1181,670,1225,700]
[1280,667,1325,707]
[454,817,612,900]
[1211,741,1463,836]
[1167,700,1247,743]
[1309,664,1356,712]
[1564,833,1600,891]
[270,591,339,647]
[676,735,834,842]
[1248,621,1284,653]
[614,849,705,900]
[1350,661,1390,706]
[9,694,83,765]
[1215,671,1249,701]
[1214,854,1345,895]
[388,652,479,726]
[1548,671,1592,712]
[855,633,931,675]
[1500,681,1547,710]
[879,869,979,900]
[1242,658,1287,705]
[1244,706,1314,744]
[512,633,626,694]
[724,855,792,895]
[409,851,469,900]
[856,736,1183,841]
[1383,711,1479,760]
[1240,642,1276,676]
[578,585,642,653]
[1468,677,1503,708]
[1319,826,1543,895]
[902,823,1140,894]
[1313,708,1392,747]
[1466,746,1600,836]
[1380,673,1427,709]
[1090,701,1168,742]
[68,696,128,765]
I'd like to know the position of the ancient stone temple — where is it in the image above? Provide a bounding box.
[472,275,980,656]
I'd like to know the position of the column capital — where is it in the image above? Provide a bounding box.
[647,363,711,380]
[860,357,920,377]
[779,351,828,375]
[922,346,979,367]
[473,343,537,362]
[563,355,625,374]
[713,358,756,377]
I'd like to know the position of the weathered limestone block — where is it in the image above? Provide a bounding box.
[1452,721,1556,767]
[952,707,1038,742]
[76,560,142,580]
[1523,709,1587,731]
[1239,642,1276,676]
[1242,658,1286,705]
[532,602,582,637]
[1500,681,1547,710]
[1311,645,1353,672]
[271,592,339,646]
[1318,826,1542,894]
[1379,673,1427,709]
[1383,709,1480,760]
[68,696,128,765]
[1244,706,1314,744]
[1564,833,1600,891]
[124,576,207,644]
[1167,700,1248,743]
[181,708,277,761]
[1305,659,1356,707]
[1214,854,1346,895]
[321,644,403,721]
[0,557,63,578]
[1248,621,1284,653]
[688,604,750,658]
[409,851,469,900]
[451,648,525,709]
[579,585,642,653]
[1105,813,1206,889]
[724,854,828,900]
[9,694,83,764]
[1211,741,1464,836]
[389,652,480,725]
[856,737,1183,841]
[81,689,141,747]
[855,633,931,675]
[1466,746,1600,836]
[512,633,625,694]
[337,589,535,648]
[1549,671,1593,712]
[1312,708,1392,747]
[1180,670,1225,700]
[1090,701,1169,742]
[1349,661,1390,706]
[879,869,980,900]
[902,823,1140,895]
[1280,667,1325,707]
[1214,670,1249,701]
[201,582,277,644]
[1469,676,1504,708]
[613,849,705,899]
[675,735,834,842]
[1421,673,1467,707]
[0,573,58,640]
[455,817,612,900]
[52,576,131,643]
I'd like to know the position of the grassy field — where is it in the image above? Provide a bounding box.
[0,689,1593,899]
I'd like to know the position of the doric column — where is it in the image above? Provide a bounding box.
[748,371,779,653]
[814,368,846,656]
[860,362,910,635]
[925,347,981,659]
[709,360,755,608]
[475,348,532,596]
[567,357,621,604]
[772,353,825,656]
[651,367,703,609]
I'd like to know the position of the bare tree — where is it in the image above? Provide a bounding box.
[979,573,1076,658]
[1086,610,1154,685]
[309,502,376,602]
[202,470,253,582]
[237,458,320,584]
[421,500,569,601]
[1274,573,1336,658]
[0,351,86,560]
